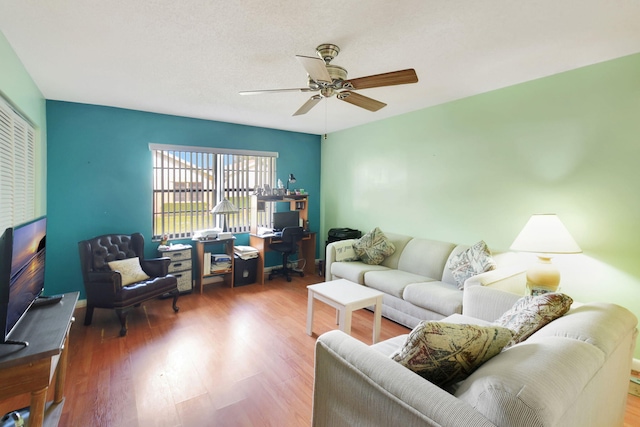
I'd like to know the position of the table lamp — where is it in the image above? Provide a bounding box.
[211,198,238,232]
[510,214,582,295]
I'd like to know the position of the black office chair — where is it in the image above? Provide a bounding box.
[268,226,305,282]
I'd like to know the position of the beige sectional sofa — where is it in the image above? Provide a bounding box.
[312,283,639,427]
[324,232,525,327]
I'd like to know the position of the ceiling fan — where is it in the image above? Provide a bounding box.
[239,43,418,116]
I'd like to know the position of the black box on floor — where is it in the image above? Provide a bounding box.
[234,255,257,286]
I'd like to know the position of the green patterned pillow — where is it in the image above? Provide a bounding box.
[390,321,513,387]
[352,227,396,265]
[447,240,496,289]
[494,292,573,348]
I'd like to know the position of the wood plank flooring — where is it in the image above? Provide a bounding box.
[1,273,639,426]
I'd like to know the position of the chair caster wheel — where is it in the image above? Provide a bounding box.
[286,276,292,282]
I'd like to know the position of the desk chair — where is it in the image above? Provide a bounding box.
[268,226,305,282]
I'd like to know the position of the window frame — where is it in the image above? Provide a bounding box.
[150,143,277,240]
[0,95,36,232]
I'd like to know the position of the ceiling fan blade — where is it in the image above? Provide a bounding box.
[239,88,314,95]
[337,91,386,112]
[293,95,323,116]
[296,55,332,83]
[343,69,418,90]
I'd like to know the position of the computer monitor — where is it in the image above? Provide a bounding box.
[273,211,300,231]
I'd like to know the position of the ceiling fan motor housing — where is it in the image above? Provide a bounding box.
[316,43,340,63]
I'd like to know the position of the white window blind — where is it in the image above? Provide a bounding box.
[150,144,277,240]
[0,96,36,232]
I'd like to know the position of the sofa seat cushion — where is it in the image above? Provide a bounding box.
[455,336,605,426]
[330,261,389,285]
[403,281,463,316]
[364,269,434,298]
[371,334,408,356]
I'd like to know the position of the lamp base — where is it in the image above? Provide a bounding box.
[526,255,560,295]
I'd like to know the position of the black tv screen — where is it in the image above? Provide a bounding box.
[0,216,47,343]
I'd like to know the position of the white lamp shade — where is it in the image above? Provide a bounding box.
[211,198,238,214]
[510,214,582,254]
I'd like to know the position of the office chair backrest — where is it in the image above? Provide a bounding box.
[281,226,304,246]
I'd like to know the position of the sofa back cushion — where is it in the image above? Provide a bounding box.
[377,233,413,269]
[397,238,456,280]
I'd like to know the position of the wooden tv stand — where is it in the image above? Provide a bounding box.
[0,292,78,426]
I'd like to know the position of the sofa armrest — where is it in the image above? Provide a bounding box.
[462,265,526,322]
[465,264,526,295]
[313,330,497,427]
[324,239,357,282]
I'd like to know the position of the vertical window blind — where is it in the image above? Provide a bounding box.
[0,96,36,232]
[150,144,277,240]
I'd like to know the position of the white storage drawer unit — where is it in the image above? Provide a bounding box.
[159,245,193,293]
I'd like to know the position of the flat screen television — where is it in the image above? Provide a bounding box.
[273,210,300,231]
[0,216,47,345]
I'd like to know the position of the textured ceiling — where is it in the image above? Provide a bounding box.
[1,1,639,135]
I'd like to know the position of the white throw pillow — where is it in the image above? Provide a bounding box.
[108,257,150,286]
[333,240,359,262]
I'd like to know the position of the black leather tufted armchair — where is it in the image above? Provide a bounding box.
[78,233,179,336]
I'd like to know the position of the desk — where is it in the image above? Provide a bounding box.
[0,292,78,427]
[249,232,316,285]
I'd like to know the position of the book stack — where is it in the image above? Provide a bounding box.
[210,254,232,274]
[234,245,259,260]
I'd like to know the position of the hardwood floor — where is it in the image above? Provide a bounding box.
[1,273,639,426]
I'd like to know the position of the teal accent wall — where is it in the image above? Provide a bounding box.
[321,53,640,358]
[46,101,320,297]
[0,31,47,215]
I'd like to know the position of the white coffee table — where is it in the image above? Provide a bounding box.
[306,279,384,343]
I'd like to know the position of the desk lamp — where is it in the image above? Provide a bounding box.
[510,214,581,295]
[211,198,238,232]
[286,174,296,194]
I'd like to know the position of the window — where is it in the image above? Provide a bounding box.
[0,96,36,232]
[150,144,277,240]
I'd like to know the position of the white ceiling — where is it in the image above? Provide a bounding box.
[1,1,639,135]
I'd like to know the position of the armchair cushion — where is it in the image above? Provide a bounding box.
[108,257,150,286]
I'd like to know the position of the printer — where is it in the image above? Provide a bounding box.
[192,227,222,240]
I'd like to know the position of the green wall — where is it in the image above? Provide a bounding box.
[46,101,321,298]
[321,52,640,358]
[0,31,47,215]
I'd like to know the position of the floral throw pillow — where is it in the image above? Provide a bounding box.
[447,240,497,289]
[493,292,573,348]
[390,321,513,387]
[352,227,396,265]
[108,257,150,287]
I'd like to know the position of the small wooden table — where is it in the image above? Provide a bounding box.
[306,279,384,343]
[0,292,78,427]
